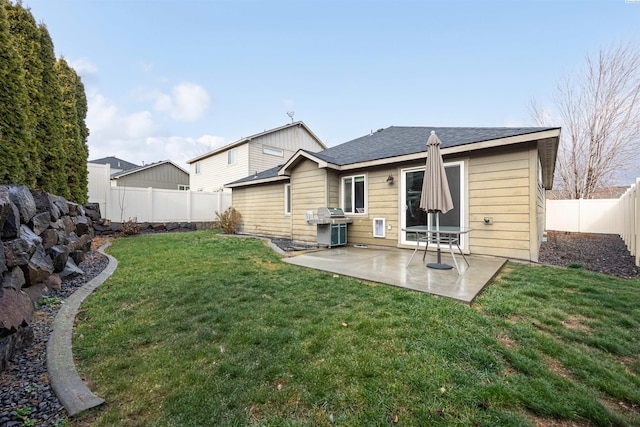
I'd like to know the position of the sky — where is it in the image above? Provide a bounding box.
[22,0,640,183]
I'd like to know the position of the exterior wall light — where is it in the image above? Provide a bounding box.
[386,175,394,185]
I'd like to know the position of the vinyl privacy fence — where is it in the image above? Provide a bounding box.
[546,178,640,266]
[88,163,232,223]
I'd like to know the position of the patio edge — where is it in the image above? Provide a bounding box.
[47,241,118,417]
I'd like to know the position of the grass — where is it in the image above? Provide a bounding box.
[72,231,640,426]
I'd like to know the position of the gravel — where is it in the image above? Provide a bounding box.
[0,232,637,426]
[540,231,640,279]
[0,250,108,427]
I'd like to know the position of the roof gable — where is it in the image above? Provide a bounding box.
[111,160,188,179]
[187,121,326,164]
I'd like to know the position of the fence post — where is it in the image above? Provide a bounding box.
[635,179,640,266]
[186,190,192,223]
[147,187,153,223]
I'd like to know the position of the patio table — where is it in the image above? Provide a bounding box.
[403,226,473,274]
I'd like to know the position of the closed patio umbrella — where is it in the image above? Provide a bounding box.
[420,130,454,269]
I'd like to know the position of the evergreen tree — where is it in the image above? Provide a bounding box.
[37,24,67,197]
[0,1,28,185]
[55,57,85,203]
[4,0,42,187]
[73,70,89,204]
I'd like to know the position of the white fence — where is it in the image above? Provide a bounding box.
[546,178,640,266]
[87,163,232,223]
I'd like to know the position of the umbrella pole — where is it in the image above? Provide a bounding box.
[427,211,453,270]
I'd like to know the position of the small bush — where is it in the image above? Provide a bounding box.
[121,218,140,236]
[216,207,242,234]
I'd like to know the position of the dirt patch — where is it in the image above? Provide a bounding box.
[561,315,593,333]
[543,355,576,381]
[529,414,590,427]
[497,334,517,349]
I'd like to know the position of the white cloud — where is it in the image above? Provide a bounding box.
[86,90,223,168]
[69,57,98,76]
[154,82,211,122]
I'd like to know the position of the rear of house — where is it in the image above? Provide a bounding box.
[228,126,560,262]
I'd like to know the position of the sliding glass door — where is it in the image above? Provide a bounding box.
[400,162,464,246]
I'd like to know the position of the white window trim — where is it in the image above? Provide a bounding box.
[341,174,367,215]
[228,148,237,165]
[264,146,284,157]
[284,183,291,215]
[195,161,201,175]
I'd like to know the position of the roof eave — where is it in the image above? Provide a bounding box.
[225,175,289,188]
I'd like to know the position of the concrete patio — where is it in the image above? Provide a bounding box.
[282,246,507,304]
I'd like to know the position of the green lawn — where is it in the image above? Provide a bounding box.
[73,231,640,426]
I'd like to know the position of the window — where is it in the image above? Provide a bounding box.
[228,148,236,165]
[195,161,201,174]
[284,184,291,214]
[178,185,190,191]
[342,174,366,214]
[264,146,284,157]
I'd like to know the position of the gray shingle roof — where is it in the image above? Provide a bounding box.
[228,165,284,185]
[88,156,139,172]
[311,126,557,166]
[227,126,559,186]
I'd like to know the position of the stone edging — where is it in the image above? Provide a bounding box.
[46,241,118,417]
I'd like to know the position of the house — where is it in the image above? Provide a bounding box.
[226,126,561,262]
[109,160,190,190]
[186,121,326,192]
[89,156,139,174]
[89,157,190,190]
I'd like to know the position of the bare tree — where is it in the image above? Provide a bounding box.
[531,42,640,199]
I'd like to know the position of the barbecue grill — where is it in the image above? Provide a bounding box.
[306,207,353,248]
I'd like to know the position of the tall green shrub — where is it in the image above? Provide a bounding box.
[4,0,42,187]
[0,2,28,185]
[36,24,66,196]
[56,58,87,203]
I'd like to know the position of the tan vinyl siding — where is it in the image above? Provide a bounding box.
[232,183,291,238]
[534,159,546,262]
[341,167,399,248]
[468,144,536,260]
[249,126,325,174]
[291,160,328,243]
[115,164,189,190]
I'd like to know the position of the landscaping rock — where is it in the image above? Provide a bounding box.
[8,186,36,225]
[47,245,69,273]
[0,186,95,382]
[1,202,20,240]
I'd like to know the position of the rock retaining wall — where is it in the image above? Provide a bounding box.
[0,186,93,371]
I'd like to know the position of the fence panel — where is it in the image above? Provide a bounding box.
[546,180,639,266]
[87,163,111,217]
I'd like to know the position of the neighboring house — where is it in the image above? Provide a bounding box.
[226,126,561,262]
[109,160,190,190]
[186,121,326,192]
[89,156,139,174]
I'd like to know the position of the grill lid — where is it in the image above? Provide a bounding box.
[317,207,345,219]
